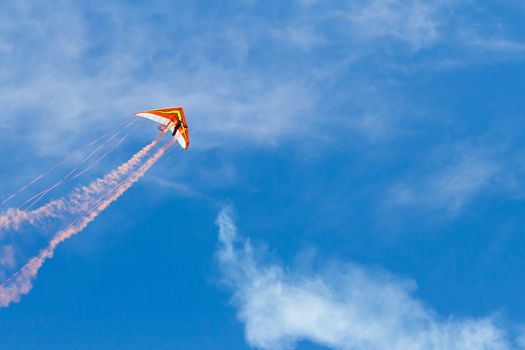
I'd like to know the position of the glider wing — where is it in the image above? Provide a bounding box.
[135,107,190,149]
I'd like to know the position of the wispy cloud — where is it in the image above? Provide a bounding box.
[344,0,444,49]
[0,0,522,176]
[0,1,319,156]
[1,0,523,158]
[288,0,525,65]
[389,151,500,214]
[216,208,516,350]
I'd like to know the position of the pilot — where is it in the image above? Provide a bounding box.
[172,119,182,136]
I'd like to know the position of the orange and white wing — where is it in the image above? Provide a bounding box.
[135,106,190,149]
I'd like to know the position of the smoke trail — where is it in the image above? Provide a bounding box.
[1,119,136,208]
[19,121,136,211]
[0,131,166,232]
[0,135,107,207]
[0,139,175,307]
[70,134,129,180]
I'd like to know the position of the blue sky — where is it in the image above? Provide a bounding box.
[2,0,525,349]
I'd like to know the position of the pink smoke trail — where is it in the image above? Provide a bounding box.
[0,131,166,232]
[0,119,136,207]
[19,132,130,212]
[70,134,129,180]
[0,139,175,307]
[0,134,107,207]
[19,120,136,212]
[69,121,140,181]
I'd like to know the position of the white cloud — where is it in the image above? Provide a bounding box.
[346,0,444,49]
[293,0,525,58]
[0,0,522,159]
[273,25,326,51]
[389,148,500,214]
[281,0,447,55]
[216,208,514,350]
[0,1,319,157]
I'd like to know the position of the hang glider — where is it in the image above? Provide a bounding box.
[135,107,190,149]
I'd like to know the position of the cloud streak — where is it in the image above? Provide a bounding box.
[388,143,503,215]
[216,208,515,350]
